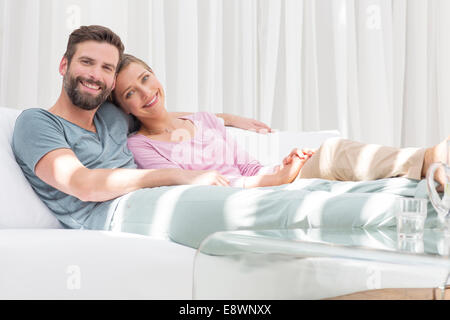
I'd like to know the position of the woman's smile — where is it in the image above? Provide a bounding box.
[143,92,159,109]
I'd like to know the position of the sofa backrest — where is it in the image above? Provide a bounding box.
[225,127,341,166]
[0,107,63,228]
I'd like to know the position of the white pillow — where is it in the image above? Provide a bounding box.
[0,107,62,228]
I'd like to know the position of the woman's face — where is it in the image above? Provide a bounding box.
[114,62,165,118]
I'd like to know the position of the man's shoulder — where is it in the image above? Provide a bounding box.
[12,108,66,147]
[17,107,50,118]
[97,102,127,120]
[11,108,69,168]
[14,108,61,130]
[97,102,132,128]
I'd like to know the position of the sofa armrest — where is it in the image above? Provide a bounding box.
[0,229,195,299]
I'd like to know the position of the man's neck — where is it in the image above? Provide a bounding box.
[49,91,99,133]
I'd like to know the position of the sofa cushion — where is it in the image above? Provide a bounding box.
[0,107,62,228]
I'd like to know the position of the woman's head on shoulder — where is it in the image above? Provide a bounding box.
[110,53,166,119]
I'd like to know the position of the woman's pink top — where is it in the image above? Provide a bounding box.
[127,112,271,187]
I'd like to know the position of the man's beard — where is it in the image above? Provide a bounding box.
[63,70,112,111]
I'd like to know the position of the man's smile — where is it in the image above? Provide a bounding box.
[79,78,104,94]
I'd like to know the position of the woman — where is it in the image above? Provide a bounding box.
[111,54,312,188]
[111,54,448,189]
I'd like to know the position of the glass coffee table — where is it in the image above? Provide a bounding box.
[193,228,450,300]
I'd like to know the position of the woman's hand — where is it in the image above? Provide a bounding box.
[178,170,230,187]
[242,154,309,188]
[269,148,315,185]
[282,148,316,165]
[219,114,273,133]
[273,155,308,185]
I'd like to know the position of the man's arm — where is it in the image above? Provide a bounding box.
[35,149,229,202]
[169,112,272,132]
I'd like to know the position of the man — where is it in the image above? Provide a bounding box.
[12,25,271,229]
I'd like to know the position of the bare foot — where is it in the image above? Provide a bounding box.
[422,136,449,191]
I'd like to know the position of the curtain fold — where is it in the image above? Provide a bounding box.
[436,0,450,141]
[283,0,303,132]
[198,0,222,114]
[0,0,448,147]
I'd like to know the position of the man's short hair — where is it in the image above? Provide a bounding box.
[64,25,124,71]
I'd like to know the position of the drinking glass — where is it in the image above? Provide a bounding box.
[396,198,428,239]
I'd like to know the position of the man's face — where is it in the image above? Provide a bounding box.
[61,40,119,110]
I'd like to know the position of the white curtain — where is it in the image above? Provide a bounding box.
[0,0,448,147]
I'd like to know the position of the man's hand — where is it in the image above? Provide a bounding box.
[218,114,273,133]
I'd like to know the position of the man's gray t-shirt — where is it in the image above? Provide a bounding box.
[12,102,137,229]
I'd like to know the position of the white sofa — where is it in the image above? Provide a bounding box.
[0,106,340,299]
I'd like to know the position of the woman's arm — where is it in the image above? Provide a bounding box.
[241,155,307,188]
[240,149,314,188]
[216,113,273,132]
[169,112,272,132]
